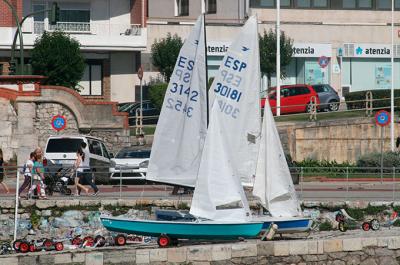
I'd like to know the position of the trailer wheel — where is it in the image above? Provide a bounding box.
[55,242,64,251]
[338,221,348,232]
[335,213,345,222]
[19,242,29,253]
[13,240,22,251]
[370,219,380,230]
[43,239,53,249]
[83,236,95,247]
[362,222,370,231]
[29,244,36,252]
[115,234,127,246]
[72,236,82,246]
[157,235,171,248]
[95,235,106,247]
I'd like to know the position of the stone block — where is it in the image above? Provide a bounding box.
[1,200,15,209]
[79,200,101,207]
[289,240,309,255]
[274,241,289,256]
[343,238,362,251]
[211,244,231,261]
[323,239,343,253]
[20,200,35,208]
[36,200,56,209]
[257,241,274,256]
[0,257,19,264]
[231,243,257,258]
[377,237,389,247]
[136,249,150,264]
[72,253,85,263]
[168,247,187,263]
[86,252,103,265]
[18,256,38,265]
[39,254,55,264]
[41,210,52,217]
[101,200,119,207]
[361,237,377,247]
[308,241,318,254]
[103,249,136,264]
[56,200,80,208]
[187,245,212,261]
[388,237,400,249]
[118,200,136,207]
[149,248,167,262]
[54,253,72,264]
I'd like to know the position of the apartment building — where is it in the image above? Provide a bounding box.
[0,0,147,103]
[147,0,400,96]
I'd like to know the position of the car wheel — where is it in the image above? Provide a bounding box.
[328,100,339,112]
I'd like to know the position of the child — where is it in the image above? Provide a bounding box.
[18,152,35,198]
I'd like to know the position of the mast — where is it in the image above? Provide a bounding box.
[203,12,209,127]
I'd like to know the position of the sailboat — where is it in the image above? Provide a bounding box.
[101,16,264,247]
[252,94,312,233]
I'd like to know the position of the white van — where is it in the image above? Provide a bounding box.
[44,135,113,184]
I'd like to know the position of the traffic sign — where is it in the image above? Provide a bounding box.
[318,56,330,68]
[51,115,67,131]
[375,110,390,127]
[137,66,143,80]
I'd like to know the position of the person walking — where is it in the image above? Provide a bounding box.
[74,147,89,196]
[80,142,99,196]
[0,149,10,193]
[30,151,47,199]
[18,152,35,198]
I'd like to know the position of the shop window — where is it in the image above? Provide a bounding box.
[32,4,46,21]
[396,0,400,8]
[206,0,217,14]
[342,0,356,8]
[250,0,290,8]
[175,0,189,16]
[296,0,311,7]
[314,0,328,7]
[377,0,391,9]
[359,0,372,8]
[343,0,373,9]
[79,61,103,96]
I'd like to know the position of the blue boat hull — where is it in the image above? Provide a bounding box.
[100,216,263,240]
[255,216,312,233]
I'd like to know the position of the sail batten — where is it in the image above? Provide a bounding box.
[146,16,207,188]
[190,16,261,222]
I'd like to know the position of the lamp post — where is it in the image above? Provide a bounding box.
[276,0,281,116]
[137,66,144,135]
[391,0,395,151]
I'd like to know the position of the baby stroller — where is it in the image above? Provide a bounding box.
[44,167,73,196]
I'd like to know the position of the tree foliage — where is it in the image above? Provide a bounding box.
[31,31,85,90]
[151,33,183,82]
[148,82,168,110]
[259,29,294,87]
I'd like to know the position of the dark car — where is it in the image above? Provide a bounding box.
[311,84,340,112]
[118,100,160,125]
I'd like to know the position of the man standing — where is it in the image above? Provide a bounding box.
[80,142,99,196]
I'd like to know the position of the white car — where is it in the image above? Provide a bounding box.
[109,147,151,180]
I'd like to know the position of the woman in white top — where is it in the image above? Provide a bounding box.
[74,147,89,196]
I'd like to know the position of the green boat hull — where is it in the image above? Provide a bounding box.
[100,216,263,239]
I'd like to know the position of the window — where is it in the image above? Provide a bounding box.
[33,4,46,21]
[260,0,274,7]
[46,139,83,153]
[89,140,102,156]
[79,61,103,96]
[100,143,111,159]
[296,0,311,7]
[342,0,356,8]
[343,0,372,8]
[314,0,328,7]
[377,0,391,9]
[60,10,90,23]
[176,0,189,16]
[359,0,372,8]
[206,0,217,14]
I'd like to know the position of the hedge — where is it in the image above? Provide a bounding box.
[345,89,400,110]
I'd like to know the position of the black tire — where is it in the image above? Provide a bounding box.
[64,188,72,196]
[13,240,22,251]
[328,100,339,112]
[335,213,345,222]
[95,235,106,247]
[362,222,370,231]
[115,234,126,246]
[338,221,348,232]
[370,219,380,231]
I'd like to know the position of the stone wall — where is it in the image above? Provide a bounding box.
[277,117,400,163]
[0,98,17,161]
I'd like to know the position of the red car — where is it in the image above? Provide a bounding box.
[261,84,320,115]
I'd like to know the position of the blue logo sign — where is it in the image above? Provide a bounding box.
[356,47,363,55]
[375,110,390,127]
[318,56,330,68]
[51,115,67,131]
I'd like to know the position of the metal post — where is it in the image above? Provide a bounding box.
[13,170,20,242]
[140,78,143,135]
[380,126,384,183]
[300,167,303,200]
[346,167,349,201]
[119,166,122,199]
[391,0,395,151]
[393,166,395,201]
[276,0,281,116]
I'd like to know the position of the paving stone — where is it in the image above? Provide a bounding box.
[377,237,389,247]
[0,257,19,264]
[56,200,80,208]
[72,253,85,263]
[361,237,377,247]
[54,253,72,264]
[231,243,257,258]
[187,245,212,261]
[388,237,400,249]
[374,247,395,256]
[324,239,343,253]
[345,254,361,265]
[149,248,167,262]
[20,200,35,208]
[85,252,103,265]
[211,244,231,261]
[103,249,136,264]
[257,241,274,256]
[273,241,289,256]
[289,240,308,255]
[136,249,150,264]
[343,238,362,251]
[378,256,398,265]
[36,200,56,209]
[307,241,318,254]
[168,247,187,263]
[360,258,378,265]
[39,254,55,265]
[79,200,101,207]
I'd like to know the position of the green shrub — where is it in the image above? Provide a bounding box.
[345,90,400,110]
[393,219,400,227]
[149,82,168,111]
[345,208,364,220]
[363,204,389,215]
[356,151,400,172]
[319,221,333,231]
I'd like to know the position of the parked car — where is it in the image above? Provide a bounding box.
[311,84,340,112]
[262,84,320,115]
[117,100,160,125]
[44,135,113,184]
[109,147,151,180]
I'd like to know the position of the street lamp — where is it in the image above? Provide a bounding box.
[391,0,395,151]
[276,0,281,116]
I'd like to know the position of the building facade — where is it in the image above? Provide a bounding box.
[146,0,400,97]
[0,0,147,103]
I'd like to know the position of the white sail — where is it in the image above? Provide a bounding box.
[190,16,261,222]
[253,99,302,217]
[146,16,207,187]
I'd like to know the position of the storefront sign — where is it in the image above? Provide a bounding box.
[348,44,391,58]
[207,41,332,58]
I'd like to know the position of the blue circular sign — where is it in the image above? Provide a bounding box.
[318,56,330,68]
[51,115,67,131]
[375,110,390,127]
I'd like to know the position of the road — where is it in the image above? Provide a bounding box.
[1,178,400,201]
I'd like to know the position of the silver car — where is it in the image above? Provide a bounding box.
[110,147,151,180]
[312,84,340,112]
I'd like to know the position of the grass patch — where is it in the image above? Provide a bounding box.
[319,221,333,231]
[130,126,156,136]
[393,219,400,227]
[364,204,389,215]
[176,202,189,210]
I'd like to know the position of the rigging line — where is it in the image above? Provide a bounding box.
[203,12,210,127]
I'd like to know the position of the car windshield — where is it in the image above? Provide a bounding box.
[46,139,83,153]
[313,85,324,93]
[116,150,151,159]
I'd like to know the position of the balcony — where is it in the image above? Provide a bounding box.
[17,20,147,51]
